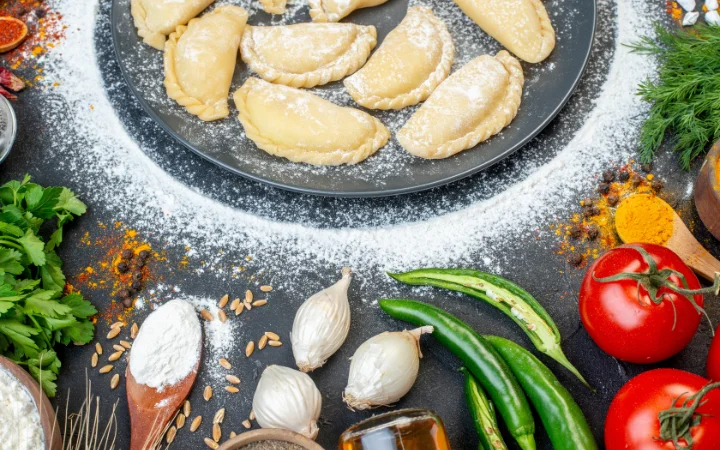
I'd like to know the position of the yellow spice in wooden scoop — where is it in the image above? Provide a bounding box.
[615,194,674,245]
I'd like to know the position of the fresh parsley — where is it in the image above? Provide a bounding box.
[0,175,95,397]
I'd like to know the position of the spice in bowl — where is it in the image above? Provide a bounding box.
[0,367,44,449]
[615,194,674,246]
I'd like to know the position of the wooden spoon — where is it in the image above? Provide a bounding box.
[126,354,201,450]
[616,194,720,281]
[0,356,62,450]
[0,17,28,53]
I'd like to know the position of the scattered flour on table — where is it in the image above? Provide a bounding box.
[0,368,45,450]
[36,0,656,281]
[129,299,202,391]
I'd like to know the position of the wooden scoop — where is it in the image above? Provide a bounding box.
[616,194,720,281]
[126,355,201,450]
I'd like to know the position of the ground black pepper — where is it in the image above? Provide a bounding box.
[121,249,134,260]
[117,261,129,273]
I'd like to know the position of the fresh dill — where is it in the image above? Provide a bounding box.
[630,23,720,169]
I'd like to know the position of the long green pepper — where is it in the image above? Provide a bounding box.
[379,299,536,450]
[388,268,589,387]
[461,367,509,450]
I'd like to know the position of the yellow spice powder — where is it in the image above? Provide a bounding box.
[615,194,674,245]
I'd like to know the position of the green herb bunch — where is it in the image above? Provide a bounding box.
[631,23,720,169]
[0,175,96,396]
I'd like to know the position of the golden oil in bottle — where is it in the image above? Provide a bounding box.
[339,409,451,450]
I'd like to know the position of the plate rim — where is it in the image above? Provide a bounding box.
[110,0,598,198]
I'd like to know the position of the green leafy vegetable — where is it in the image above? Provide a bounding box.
[0,175,95,396]
[630,23,720,169]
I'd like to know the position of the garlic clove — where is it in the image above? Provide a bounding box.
[252,365,323,440]
[683,11,700,26]
[343,326,433,410]
[290,267,352,372]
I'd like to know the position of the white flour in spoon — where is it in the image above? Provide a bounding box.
[0,368,45,450]
[129,299,202,391]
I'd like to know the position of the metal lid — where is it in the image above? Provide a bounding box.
[0,95,17,164]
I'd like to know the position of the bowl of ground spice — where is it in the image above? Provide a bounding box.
[217,429,324,450]
[695,139,720,241]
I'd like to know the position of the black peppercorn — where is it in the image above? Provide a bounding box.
[631,174,644,187]
[117,289,130,300]
[651,180,664,191]
[132,271,143,281]
[607,194,619,206]
[117,262,130,273]
[569,254,584,267]
[583,206,600,218]
[617,170,630,182]
[35,8,47,18]
[587,225,600,240]
[139,250,151,260]
[121,249,134,260]
[597,183,610,195]
[641,163,653,173]
[123,298,133,308]
[581,197,594,207]
[569,224,584,240]
[602,170,615,183]
[136,259,146,268]
[131,281,142,291]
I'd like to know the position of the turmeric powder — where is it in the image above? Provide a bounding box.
[615,194,674,245]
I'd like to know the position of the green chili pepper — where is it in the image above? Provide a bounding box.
[484,335,598,450]
[388,268,589,388]
[379,299,536,450]
[461,367,509,450]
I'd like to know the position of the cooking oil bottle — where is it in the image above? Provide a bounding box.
[339,409,451,450]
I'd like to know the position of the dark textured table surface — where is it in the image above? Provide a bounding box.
[1,1,719,449]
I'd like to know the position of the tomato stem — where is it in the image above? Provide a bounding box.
[592,246,720,333]
[658,381,720,449]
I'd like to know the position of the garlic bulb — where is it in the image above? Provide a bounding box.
[290,267,352,372]
[343,326,433,410]
[252,365,323,440]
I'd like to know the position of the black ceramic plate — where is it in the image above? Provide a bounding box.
[111,0,596,197]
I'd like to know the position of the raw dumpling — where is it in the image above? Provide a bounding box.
[258,0,287,14]
[241,23,377,88]
[164,5,248,121]
[397,51,524,159]
[131,0,215,50]
[308,0,390,22]
[233,78,390,165]
[453,0,555,63]
[344,7,453,110]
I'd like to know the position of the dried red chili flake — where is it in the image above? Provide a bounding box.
[0,18,26,48]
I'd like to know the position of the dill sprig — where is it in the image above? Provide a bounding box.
[629,23,720,169]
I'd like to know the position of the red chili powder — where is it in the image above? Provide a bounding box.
[0,19,25,47]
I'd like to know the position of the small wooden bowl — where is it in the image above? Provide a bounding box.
[0,17,28,53]
[217,429,325,450]
[695,140,720,242]
[0,356,62,450]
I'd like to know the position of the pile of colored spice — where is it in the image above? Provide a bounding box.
[552,163,664,267]
[614,194,675,245]
[0,17,28,52]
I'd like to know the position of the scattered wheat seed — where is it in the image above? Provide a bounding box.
[268,340,283,347]
[244,301,252,311]
[130,323,139,339]
[190,416,202,432]
[213,423,221,442]
[120,340,132,349]
[230,431,237,439]
[113,344,125,352]
[260,285,272,292]
[226,375,240,385]
[203,385,213,401]
[99,365,113,374]
[95,343,103,355]
[166,426,177,444]
[225,386,239,393]
[235,303,244,316]
[106,328,121,339]
[108,351,123,362]
[230,298,240,311]
[218,310,227,323]
[91,353,99,368]
[110,322,124,330]
[110,373,120,389]
[245,341,255,357]
[258,335,268,350]
[219,358,232,370]
[200,309,214,321]
[183,400,191,417]
[242,419,251,429]
[245,290,253,303]
[176,413,186,429]
[264,332,280,341]
[218,294,229,309]
[213,408,225,424]
[252,300,267,307]
[204,437,219,449]
[249,409,256,421]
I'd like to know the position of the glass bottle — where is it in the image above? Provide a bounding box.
[339,409,451,450]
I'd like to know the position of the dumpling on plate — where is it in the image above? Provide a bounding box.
[241,23,377,88]
[131,0,215,50]
[233,78,390,165]
[164,5,248,121]
[452,0,555,63]
[397,51,524,159]
[309,0,390,22]
[344,7,454,110]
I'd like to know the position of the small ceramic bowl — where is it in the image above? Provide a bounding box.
[217,429,325,450]
[0,95,17,164]
[695,140,720,241]
[0,356,62,450]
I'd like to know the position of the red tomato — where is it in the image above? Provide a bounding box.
[708,327,720,381]
[579,243,703,363]
[605,369,720,450]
